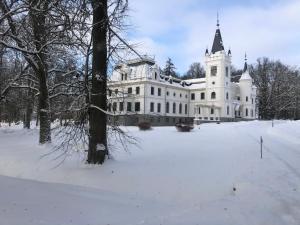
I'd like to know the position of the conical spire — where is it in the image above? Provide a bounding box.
[243,53,248,72]
[211,13,225,54]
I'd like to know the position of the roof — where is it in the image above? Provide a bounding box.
[211,27,225,54]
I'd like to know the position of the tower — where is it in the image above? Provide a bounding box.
[205,16,232,119]
[239,54,255,119]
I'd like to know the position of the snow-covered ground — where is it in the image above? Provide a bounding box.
[0,121,300,225]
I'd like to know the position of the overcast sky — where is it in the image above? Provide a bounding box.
[126,0,300,74]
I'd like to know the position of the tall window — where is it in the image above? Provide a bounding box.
[211,66,217,76]
[179,103,182,114]
[227,106,230,115]
[211,108,214,114]
[127,102,132,112]
[201,92,205,100]
[158,88,161,96]
[252,98,254,104]
[226,67,229,77]
[151,87,154,95]
[154,72,157,80]
[246,108,248,117]
[173,102,176,114]
[125,73,127,80]
[108,103,111,112]
[127,87,132,94]
[251,109,254,117]
[166,102,169,113]
[246,96,249,102]
[211,92,216,99]
[185,104,188,114]
[135,102,140,112]
[150,102,154,112]
[157,103,161,113]
[119,102,124,111]
[136,86,140,95]
[112,102,117,112]
[226,92,229,100]
[198,107,201,114]
[191,93,195,100]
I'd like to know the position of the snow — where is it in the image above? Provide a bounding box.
[0,120,300,225]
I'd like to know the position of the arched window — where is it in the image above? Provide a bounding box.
[166,102,169,113]
[246,108,248,117]
[246,96,249,102]
[179,103,182,114]
[227,106,230,115]
[198,107,201,114]
[211,108,214,114]
[211,92,216,99]
[154,72,157,80]
[173,102,176,114]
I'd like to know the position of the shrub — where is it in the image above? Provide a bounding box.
[138,122,152,131]
[175,123,194,132]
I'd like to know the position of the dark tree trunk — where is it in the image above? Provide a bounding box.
[29,0,51,143]
[87,0,108,164]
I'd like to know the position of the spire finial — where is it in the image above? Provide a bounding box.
[245,52,247,62]
[243,52,248,72]
[217,12,220,27]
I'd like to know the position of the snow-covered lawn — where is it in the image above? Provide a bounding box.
[0,121,300,225]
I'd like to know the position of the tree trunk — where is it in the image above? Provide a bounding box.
[87,0,108,164]
[29,0,51,143]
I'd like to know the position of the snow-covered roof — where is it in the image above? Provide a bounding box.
[239,70,252,81]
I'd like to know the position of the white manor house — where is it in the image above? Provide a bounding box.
[108,22,258,126]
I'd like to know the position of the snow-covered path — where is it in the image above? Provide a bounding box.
[0,121,300,225]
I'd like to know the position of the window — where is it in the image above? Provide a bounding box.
[226,67,229,77]
[185,104,188,114]
[191,93,195,100]
[158,88,161,96]
[198,107,201,114]
[227,106,230,115]
[201,92,205,100]
[112,102,117,112]
[173,102,176,114]
[179,103,182,114]
[125,73,127,80]
[211,92,216,99]
[211,66,217,76]
[151,87,154,95]
[226,92,229,100]
[135,102,140,112]
[237,96,240,101]
[154,72,157,80]
[252,98,254,104]
[246,108,248,117]
[119,102,124,111]
[108,103,111,112]
[167,91,169,96]
[211,108,214,114]
[251,109,254,117]
[127,87,132,94]
[127,102,132,112]
[180,93,182,98]
[246,96,249,102]
[115,89,118,95]
[185,94,188,98]
[108,89,112,96]
[166,102,169,113]
[212,81,215,85]
[136,86,140,95]
[150,102,154,112]
[173,92,176,97]
[157,103,161,113]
